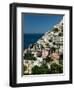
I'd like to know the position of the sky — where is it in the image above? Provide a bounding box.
[22,13,63,34]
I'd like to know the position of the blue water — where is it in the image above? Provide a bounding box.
[24,33,44,48]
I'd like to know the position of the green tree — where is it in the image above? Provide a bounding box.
[24,52,37,60]
[59,60,63,65]
[43,56,53,63]
[50,63,63,74]
[32,66,41,74]
[53,28,59,32]
[58,33,63,36]
[32,64,50,74]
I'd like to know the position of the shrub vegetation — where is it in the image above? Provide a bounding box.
[24,52,37,60]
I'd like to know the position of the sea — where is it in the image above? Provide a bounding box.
[24,33,44,49]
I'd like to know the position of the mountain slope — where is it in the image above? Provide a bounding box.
[23,19,63,75]
[29,19,63,54]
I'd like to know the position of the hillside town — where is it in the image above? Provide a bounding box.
[23,19,63,75]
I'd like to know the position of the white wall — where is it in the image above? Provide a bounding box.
[0,0,74,89]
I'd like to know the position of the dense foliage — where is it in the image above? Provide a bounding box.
[58,32,63,36]
[53,28,59,32]
[31,63,63,74]
[24,52,37,60]
[50,63,63,73]
[43,56,53,63]
[32,64,50,74]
